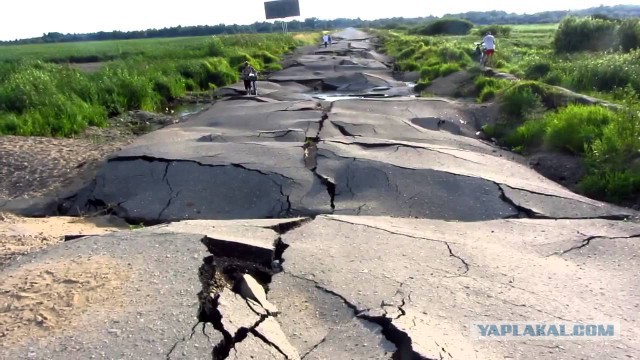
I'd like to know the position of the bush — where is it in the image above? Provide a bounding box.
[554,16,617,53]
[474,25,512,37]
[203,57,239,87]
[579,170,640,202]
[544,105,615,154]
[438,63,461,77]
[525,62,552,80]
[206,37,226,57]
[176,58,237,90]
[578,105,640,201]
[474,76,510,102]
[500,82,545,119]
[562,51,640,93]
[398,46,420,60]
[252,50,279,65]
[618,18,640,52]
[0,113,21,134]
[398,60,420,72]
[438,47,472,64]
[504,118,548,150]
[478,87,497,102]
[587,105,640,169]
[411,19,473,36]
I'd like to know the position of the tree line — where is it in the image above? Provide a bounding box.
[2,5,639,45]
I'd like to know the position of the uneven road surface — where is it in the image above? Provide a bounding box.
[2,28,639,360]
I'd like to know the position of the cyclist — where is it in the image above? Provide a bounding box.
[481,31,496,67]
[241,61,257,95]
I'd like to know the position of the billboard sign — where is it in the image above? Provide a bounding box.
[264,0,300,20]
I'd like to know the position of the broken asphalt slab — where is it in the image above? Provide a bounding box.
[60,95,635,223]
[315,137,635,219]
[281,215,640,359]
[0,218,300,360]
[2,215,639,359]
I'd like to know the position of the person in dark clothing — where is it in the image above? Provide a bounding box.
[241,61,257,95]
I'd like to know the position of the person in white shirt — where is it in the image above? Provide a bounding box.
[482,32,496,67]
[322,34,329,48]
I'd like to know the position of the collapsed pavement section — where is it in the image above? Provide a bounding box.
[2,216,639,359]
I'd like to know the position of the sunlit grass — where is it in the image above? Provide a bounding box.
[0,32,316,137]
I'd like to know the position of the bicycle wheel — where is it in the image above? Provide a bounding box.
[252,81,257,96]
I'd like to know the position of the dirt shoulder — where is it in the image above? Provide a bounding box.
[0,127,135,201]
[0,212,129,267]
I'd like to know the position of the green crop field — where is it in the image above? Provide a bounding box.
[0,34,317,63]
[0,32,317,137]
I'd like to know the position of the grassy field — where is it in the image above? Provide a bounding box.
[378,20,640,203]
[0,33,317,137]
[0,34,317,63]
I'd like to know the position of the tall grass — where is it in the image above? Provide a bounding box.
[379,23,640,203]
[0,33,315,137]
[380,31,472,82]
[499,104,640,201]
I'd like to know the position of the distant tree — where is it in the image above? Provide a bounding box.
[554,16,617,53]
[617,18,640,52]
[410,19,474,36]
[474,25,512,37]
[2,5,639,45]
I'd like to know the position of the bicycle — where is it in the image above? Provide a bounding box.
[247,72,258,96]
[474,42,487,67]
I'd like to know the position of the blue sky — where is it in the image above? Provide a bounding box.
[0,0,632,41]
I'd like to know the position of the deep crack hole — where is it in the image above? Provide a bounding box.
[196,234,286,359]
[359,313,430,360]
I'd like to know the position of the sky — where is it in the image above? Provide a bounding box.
[0,0,634,41]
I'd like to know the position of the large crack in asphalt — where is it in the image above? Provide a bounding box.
[303,108,337,211]
[287,272,433,360]
[328,139,484,166]
[330,121,360,137]
[192,219,311,360]
[196,253,278,360]
[497,185,537,218]
[444,242,470,275]
[165,322,202,359]
[551,232,640,256]
[318,146,635,221]
[191,214,437,359]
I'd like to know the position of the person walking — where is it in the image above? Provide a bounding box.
[241,61,257,95]
[322,33,329,48]
[481,31,496,67]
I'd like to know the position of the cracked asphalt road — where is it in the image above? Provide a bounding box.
[3,28,639,359]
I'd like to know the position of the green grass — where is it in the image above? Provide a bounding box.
[0,33,312,63]
[0,33,316,137]
[501,104,640,202]
[544,105,615,154]
[378,30,473,83]
[377,21,640,203]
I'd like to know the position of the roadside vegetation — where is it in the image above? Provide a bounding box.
[0,33,316,137]
[379,16,640,204]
